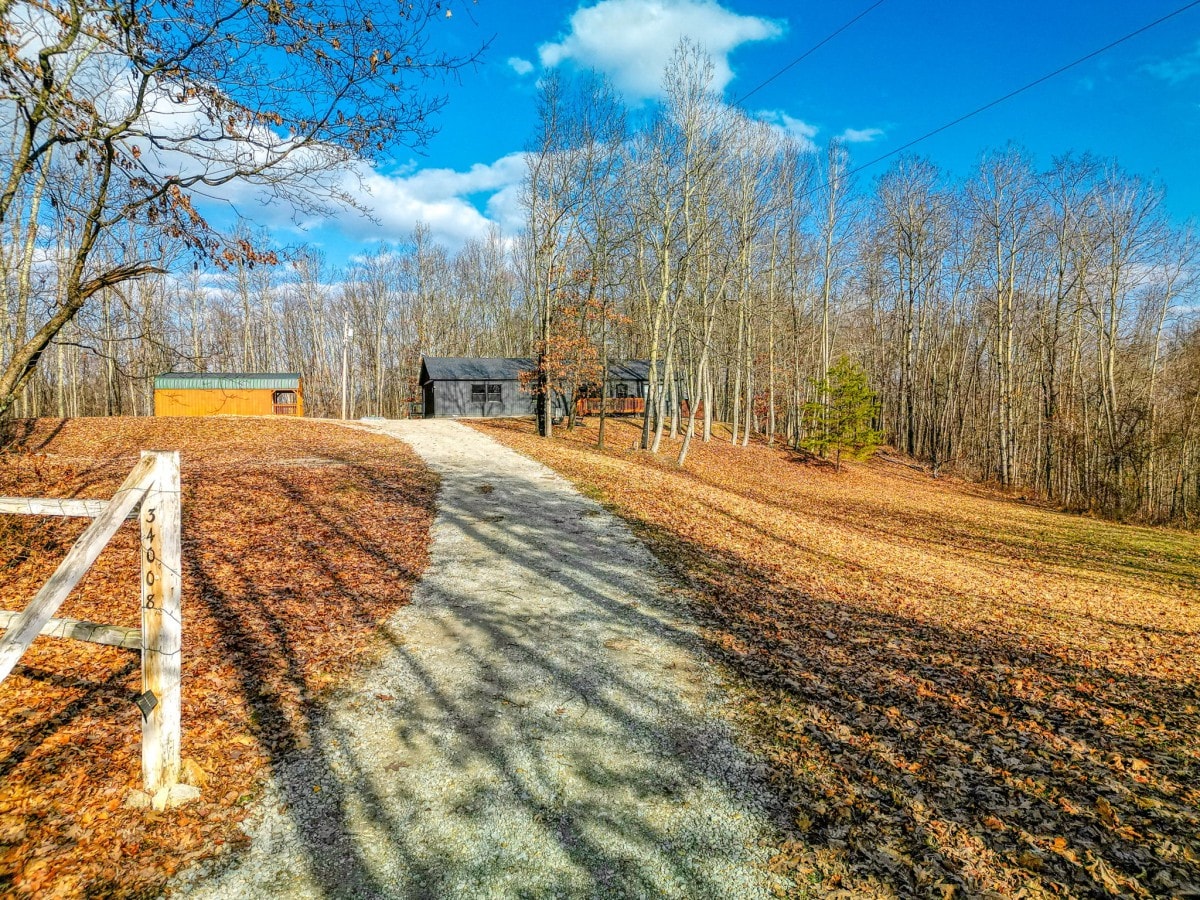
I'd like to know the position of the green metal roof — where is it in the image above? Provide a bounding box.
[154,372,302,391]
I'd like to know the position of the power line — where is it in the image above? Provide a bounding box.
[732,0,891,107]
[842,0,1200,181]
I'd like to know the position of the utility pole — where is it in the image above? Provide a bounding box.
[341,317,354,420]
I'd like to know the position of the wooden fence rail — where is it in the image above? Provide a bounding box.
[0,497,121,518]
[0,451,183,796]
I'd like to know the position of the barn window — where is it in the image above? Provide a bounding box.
[472,383,502,402]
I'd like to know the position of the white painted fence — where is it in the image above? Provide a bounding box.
[0,451,182,794]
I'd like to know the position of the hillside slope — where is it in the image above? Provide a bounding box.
[473,418,1200,899]
[0,417,436,898]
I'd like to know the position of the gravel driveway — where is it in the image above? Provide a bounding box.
[177,420,782,899]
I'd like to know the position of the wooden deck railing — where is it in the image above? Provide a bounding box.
[575,397,646,417]
[0,451,183,795]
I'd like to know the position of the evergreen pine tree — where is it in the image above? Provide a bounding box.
[802,357,883,472]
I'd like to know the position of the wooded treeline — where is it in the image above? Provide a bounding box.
[3,42,1197,524]
[2,224,531,420]
[522,43,1200,524]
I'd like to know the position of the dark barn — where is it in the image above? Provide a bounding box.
[418,357,649,419]
[419,357,547,418]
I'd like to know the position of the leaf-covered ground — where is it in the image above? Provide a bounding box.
[0,417,436,898]
[473,417,1200,899]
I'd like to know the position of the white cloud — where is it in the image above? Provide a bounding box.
[538,0,784,99]
[839,127,885,144]
[395,153,527,200]
[8,7,523,265]
[181,136,527,251]
[485,180,527,233]
[1144,41,1200,84]
[508,56,535,76]
[326,152,529,248]
[755,109,819,152]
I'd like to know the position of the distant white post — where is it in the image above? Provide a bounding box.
[139,450,182,793]
[341,317,354,420]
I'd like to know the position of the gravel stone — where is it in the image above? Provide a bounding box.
[171,420,784,899]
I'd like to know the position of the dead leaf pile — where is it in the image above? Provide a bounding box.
[0,417,436,898]
[475,417,1200,899]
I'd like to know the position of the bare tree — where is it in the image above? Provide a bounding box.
[0,0,482,414]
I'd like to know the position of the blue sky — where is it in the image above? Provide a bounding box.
[266,0,1200,266]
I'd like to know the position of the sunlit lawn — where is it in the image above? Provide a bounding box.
[474,416,1200,899]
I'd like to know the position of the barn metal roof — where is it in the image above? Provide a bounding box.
[420,357,536,383]
[419,357,650,384]
[154,373,302,391]
[608,360,650,381]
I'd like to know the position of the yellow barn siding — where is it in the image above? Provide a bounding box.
[153,388,304,417]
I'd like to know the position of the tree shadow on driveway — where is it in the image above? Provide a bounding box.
[184,423,783,898]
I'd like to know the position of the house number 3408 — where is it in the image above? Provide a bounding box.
[143,507,157,608]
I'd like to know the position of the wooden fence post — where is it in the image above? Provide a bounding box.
[140,451,182,793]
